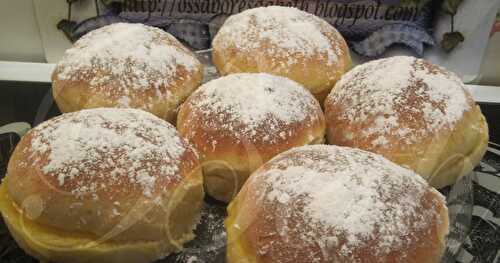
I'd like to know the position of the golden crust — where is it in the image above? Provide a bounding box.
[177,74,326,202]
[324,57,489,188]
[227,187,448,263]
[0,182,199,263]
[52,23,203,123]
[225,145,449,263]
[2,108,204,261]
[178,112,325,202]
[52,65,203,123]
[212,7,351,103]
[326,104,488,188]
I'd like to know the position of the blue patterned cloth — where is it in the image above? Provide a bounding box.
[63,0,438,56]
[352,23,435,57]
[65,13,213,50]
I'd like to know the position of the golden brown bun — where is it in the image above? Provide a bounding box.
[226,145,449,263]
[212,6,351,103]
[52,23,203,123]
[1,108,204,263]
[177,73,325,202]
[324,56,489,189]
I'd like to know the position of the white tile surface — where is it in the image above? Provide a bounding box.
[0,61,54,83]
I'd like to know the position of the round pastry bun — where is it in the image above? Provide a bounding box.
[177,73,325,202]
[52,23,203,123]
[212,6,351,103]
[0,108,204,263]
[324,56,488,189]
[226,145,449,263]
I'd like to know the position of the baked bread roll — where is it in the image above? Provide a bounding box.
[0,108,203,263]
[177,73,325,202]
[52,23,203,123]
[226,145,449,263]
[324,56,488,189]
[212,6,351,103]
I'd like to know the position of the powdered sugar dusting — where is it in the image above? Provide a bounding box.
[28,108,189,198]
[254,145,444,259]
[327,56,471,148]
[214,6,341,67]
[184,73,322,143]
[56,23,199,93]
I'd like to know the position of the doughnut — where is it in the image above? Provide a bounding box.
[226,145,449,263]
[324,56,489,188]
[177,73,325,202]
[0,108,204,263]
[212,6,351,103]
[52,23,203,123]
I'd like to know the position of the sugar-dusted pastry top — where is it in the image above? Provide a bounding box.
[226,145,448,262]
[54,23,201,106]
[16,108,197,199]
[180,73,323,144]
[326,56,474,148]
[213,6,345,68]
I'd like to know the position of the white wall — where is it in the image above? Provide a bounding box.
[479,35,500,86]
[0,0,45,62]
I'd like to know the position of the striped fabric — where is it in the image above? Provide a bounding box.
[456,143,500,263]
